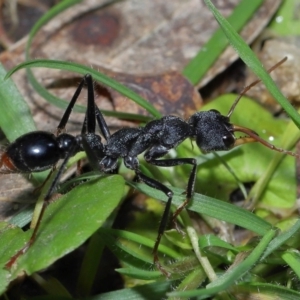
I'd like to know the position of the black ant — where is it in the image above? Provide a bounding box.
[3,74,111,268]
[2,58,296,276]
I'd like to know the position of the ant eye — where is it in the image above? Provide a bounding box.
[223,134,235,148]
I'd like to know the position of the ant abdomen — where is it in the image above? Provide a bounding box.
[0,131,76,173]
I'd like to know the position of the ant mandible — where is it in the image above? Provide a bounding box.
[3,57,296,276]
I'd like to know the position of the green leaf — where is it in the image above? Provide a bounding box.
[0,64,36,141]
[168,228,277,298]
[204,0,300,129]
[261,219,300,261]
[3,175,124,281]
[198,234,239,253]
[89,280,173,300]
[269,0,300,36]
[131,183,271,236]
[195,94,297,210]
[183,0,264,84]
[235,282,300,299]
[6,60,161,119]
[281,250,300,279]
[0,223,31,294]
[116,267,162,280]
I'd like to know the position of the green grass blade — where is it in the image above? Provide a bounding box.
[261,219,300,260]
[168,228,277,298]
[91,281,172,300]
[131,183,272,236]
[25,65,151,122]
[0,64,48,184]
[23,0,150,122]
[236,282,300,299]
[25,0,82,60]
[204,0,300,128]
[281,250,300,279]
[0,64,36,141]
[106,228,180,259]
[207,228,277,289]
[183,0,264,84]
[6,60,161,118]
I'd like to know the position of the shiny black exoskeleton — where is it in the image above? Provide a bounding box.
[5,68,295,276]
[4,132,76,172]
[0,75,106,177]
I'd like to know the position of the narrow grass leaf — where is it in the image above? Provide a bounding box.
[6,60,161,118]
[281,250,300,279]
[131,183,272,235]
[236,282,300,299]
[204,0,300,128]
[168,228,277,298]
[106,228,180,259]
[198,234,239,253]
[261,219,300,260]
[116,267,162,280]
[183,0,263,84]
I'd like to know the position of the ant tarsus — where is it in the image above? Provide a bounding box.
[4,57,297,275]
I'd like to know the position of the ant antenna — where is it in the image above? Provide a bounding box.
[227,57,288,118]
[233,124,299,158]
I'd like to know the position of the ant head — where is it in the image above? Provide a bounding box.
[188,58,297,157]
[188,109,236,153]
[189,109,298,158]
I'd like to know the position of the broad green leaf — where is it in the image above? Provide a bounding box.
[269,0,300,36]
[0,64,36,141]
[193,95,297,210]
[3,175,124,281]
[0,223,31,294]
[0,64,51,185]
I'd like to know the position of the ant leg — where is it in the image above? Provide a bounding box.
[6,75,97,268]
[145,146,197,228]
[80,76,110,140]
[57,74,98,135]
[5,141,79,269]
[134,170,173,277]
[146,157,197,231]
[95,106,110,141]
[56,76,87,134]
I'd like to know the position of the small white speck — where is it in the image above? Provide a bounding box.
[276,16,284,23]
[269,136,274,142]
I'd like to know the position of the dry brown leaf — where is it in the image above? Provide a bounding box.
[0,0,282,218]
[0,0,281,129]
